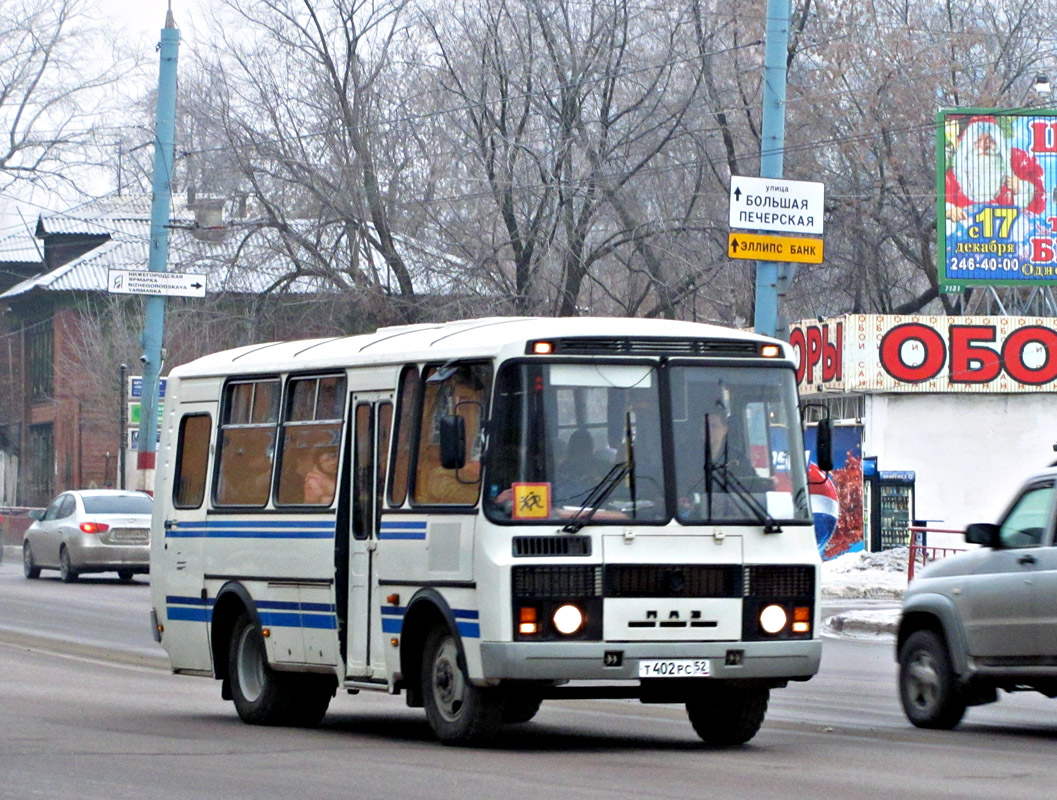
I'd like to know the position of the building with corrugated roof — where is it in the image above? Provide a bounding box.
[0,191,473,509]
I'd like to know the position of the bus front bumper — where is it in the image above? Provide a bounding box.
[478,639,821,683]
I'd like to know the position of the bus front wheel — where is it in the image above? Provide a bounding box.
[686,685,769,746]
[228,612,289,725]
[421,625,503,745]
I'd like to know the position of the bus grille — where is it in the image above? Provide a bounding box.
[605,564,741,598]
[744,565,815,597]
[513,564,814,599]
[513,536,592,557]
[512,566,603,598]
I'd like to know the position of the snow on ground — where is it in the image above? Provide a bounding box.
[821,546,909,600]
[820,547,911,638]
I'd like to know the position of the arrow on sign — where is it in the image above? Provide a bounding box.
[733,186,742,201]
[731,238,740,254]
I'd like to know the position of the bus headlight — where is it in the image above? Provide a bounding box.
[553,604,584,635]
[759,604,788,634]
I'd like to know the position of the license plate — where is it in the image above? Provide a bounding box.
[638,659,711,678]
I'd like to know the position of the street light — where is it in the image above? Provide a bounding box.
[1033,74,1052,99]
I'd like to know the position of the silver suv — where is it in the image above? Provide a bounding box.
[897,467,1057,728]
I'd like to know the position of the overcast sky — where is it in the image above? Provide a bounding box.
[0,0,209,239]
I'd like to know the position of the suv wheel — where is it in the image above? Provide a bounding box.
[898,629,966,729]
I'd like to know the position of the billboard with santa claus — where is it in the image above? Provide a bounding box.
[938,109,1057,288]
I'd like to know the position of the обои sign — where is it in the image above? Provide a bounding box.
[791,315,1057,393]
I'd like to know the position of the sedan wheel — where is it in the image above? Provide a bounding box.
[23,543,40,579]
[59,547,79,583]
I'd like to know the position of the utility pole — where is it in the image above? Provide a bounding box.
[753,0,791,339]
[136,5,180,489]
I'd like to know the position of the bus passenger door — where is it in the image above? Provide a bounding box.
[346,393,392,679]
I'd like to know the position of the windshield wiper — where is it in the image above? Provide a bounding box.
[702,412,781,533]
[562,461,631,533]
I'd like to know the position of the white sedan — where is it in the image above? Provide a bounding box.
[22,490,153,582]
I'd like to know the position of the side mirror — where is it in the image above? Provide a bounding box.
[965,522,1001,547]
[439,414,466,470]
[28,509,44,521]
[815,418,834,473]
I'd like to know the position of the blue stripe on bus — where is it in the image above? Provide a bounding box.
[378,606,479,638]
[167,606,212,622]
[259,611,337,630]
[456,621,481,638]
[167,526,334,539]
[378,520,427,540]
[166,594,214,606]
[176,520,335,529]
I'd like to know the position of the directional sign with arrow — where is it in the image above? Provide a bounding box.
[728,232,823,264]
[729,176,825,235]
[108,269,207,298]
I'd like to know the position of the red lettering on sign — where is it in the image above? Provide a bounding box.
[1032,237,1055,262]
[789,327,806,384]
[949,325,1000,384]
[879,323,946,383]
[1002,325,1057,385]
[791,321,843,387]
[1031,120,1057,154]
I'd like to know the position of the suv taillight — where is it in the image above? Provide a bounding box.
[80,522,110,534]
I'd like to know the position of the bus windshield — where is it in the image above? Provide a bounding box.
[484,360,812,526]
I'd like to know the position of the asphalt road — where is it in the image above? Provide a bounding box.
[3,555,1057,800]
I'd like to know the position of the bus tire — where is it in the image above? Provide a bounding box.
[501,693,543,724]
[686,686,769,746]
[228,612,289,725]
[285,675,336,728]
[421,625,503,745]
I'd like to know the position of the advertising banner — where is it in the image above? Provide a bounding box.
[805,424,864,561]
[938,109,1057,288]
[791,314,1057,393]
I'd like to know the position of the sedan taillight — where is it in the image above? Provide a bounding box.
[80,522,110,534]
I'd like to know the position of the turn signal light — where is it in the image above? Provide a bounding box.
[80,522,110,534]
[792,606,811,634]
[519,606,539,635]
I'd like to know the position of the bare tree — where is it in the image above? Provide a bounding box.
[0,0,141,199]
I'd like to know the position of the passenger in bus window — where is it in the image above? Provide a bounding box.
[304,448,338,504]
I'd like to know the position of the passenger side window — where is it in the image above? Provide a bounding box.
[388,366,419,507]
[174,414,211,509]
[999,482,1055,548]
[215,379,281,507]
[275,374,346,506]
[413,363,491,505]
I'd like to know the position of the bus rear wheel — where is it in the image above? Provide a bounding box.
[421,625,503,745]
[686,686,769,746]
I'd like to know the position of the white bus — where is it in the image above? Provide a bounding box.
[150,316,828,745]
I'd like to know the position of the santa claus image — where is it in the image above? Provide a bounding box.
[945,115,1045,223]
